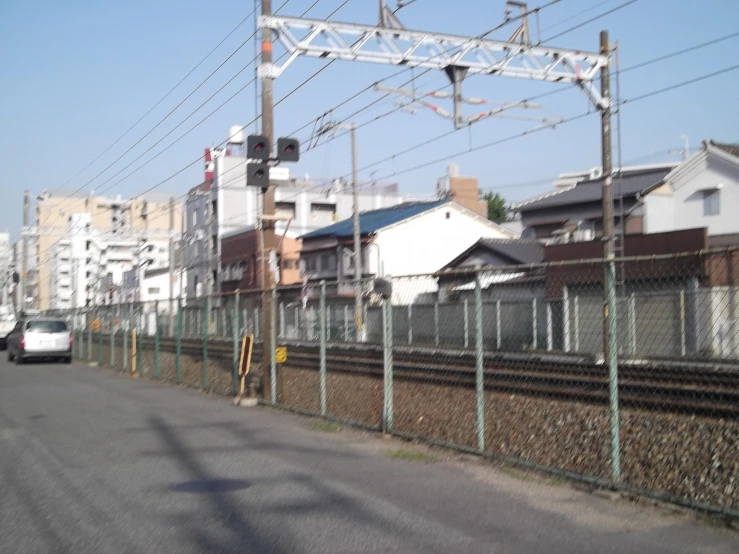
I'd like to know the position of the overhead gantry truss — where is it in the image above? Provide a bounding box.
[258,15,610,110]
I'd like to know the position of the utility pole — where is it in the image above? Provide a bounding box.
[260,0,277,374]
[168,196,176,336]
[599,30,621,483]
[21,190,29,315]
[350,123,364,340]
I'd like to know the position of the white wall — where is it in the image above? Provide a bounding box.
[645,151,739,236]
[373,204,513,303]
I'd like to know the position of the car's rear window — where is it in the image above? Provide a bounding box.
[26,320,68,333]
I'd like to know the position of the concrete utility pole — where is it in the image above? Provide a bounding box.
[350,123,364,339]
[599,30,621,484]
[315,121,364,339]
[260,0,277,374]
[21,190,29,315]
[168,196,176,336]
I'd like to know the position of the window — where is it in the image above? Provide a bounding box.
[310,203,336,224]
[703,189,720,216]
[275,202,296,220]
[192,209,198,227]
[26,320,68,333]
[283,260,294,269]
[306,256,317,271]
[148,287,160,295]
[320,254,336,272]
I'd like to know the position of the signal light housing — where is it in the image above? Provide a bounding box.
[247,135,270,161]
[246,162,270,189]
[277,137,300,162]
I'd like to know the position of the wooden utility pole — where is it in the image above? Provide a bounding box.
[260,0,277,374]
[350,123,364,339]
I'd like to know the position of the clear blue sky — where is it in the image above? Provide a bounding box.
[1,0,738,241]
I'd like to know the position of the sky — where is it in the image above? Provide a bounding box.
[1,0,738,243]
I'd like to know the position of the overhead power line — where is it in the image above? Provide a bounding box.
[368,63,739,183]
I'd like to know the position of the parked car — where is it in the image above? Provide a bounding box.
[7,317,72,364]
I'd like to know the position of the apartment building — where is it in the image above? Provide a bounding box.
[184,128,405,298]
[34,190,182,310]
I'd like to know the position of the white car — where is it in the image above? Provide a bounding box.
[7,317,73,364]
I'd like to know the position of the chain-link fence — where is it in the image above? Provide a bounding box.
[48,248,739,515]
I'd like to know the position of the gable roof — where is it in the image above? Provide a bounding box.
[478,238,545,264]
[300,200,446,240]
[709,140,739,159]
[516,166,672,212]
[439,238,544,272]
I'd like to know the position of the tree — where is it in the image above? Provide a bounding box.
[481,191,507,223]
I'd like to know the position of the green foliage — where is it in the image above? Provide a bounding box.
[481,191,507,223]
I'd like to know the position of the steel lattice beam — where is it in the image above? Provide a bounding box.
[258,15,609,108]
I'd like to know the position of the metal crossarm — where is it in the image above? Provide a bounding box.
[258,15,609,108]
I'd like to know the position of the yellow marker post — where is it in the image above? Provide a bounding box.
[131,329,137,375]
[275,346,287,364]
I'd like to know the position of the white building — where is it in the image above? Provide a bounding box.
[299,200,518,303]
[184,128,406,299]
[48,213,172,309]
[0,232,12,309]
[640,140,739,236]
[513,140,739,243]
[121,267,186,306]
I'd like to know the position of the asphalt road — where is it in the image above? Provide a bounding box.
[0,359,736,554]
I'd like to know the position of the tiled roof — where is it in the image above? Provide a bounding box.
[478,238,544,264]
[517,167,671,212]
[709,140,739,159]
[300,200,446,240]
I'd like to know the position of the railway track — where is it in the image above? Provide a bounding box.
[107,335,739,418]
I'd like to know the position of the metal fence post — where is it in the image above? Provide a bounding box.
[463,299,469,348]
[202,296,209,390]
[343,305,350,341]
[294,306,300,340]
[679,290,686,356]
[154,300,160,379]
[532,298,538,350]
[123,309,129,370]
[87,314,92,361]
[254,307,260,340]
[279,301,285,339]
[496,299,502,350]
[176,297,182,384]
[270,288,277,404]
[629,293,637,355]
[382,296,394,432]
[474,274,485,451]
[327,304,331,342]
[407,304,412,345]
[98,312,103,365]
[546,301,553,351]
[604,259,622,482]
[110,325,115,367]
[232,292,240,396]
[434,302,440,346]
[136,306,143,376]
[563,287,571,352]
[574,295,580,351]
[319,281,327,416]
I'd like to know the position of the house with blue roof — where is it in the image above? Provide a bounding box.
[299,199,517,291]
